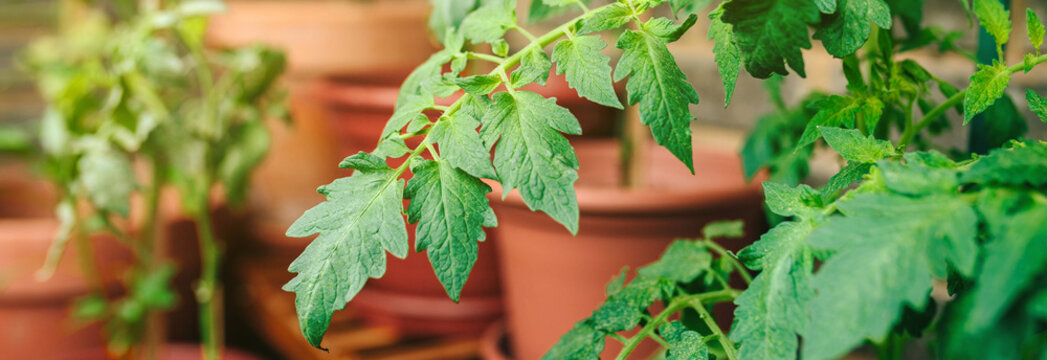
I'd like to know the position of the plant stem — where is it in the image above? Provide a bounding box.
[194,201,223,360]
[703,240,753,285]
[689,298,740,360]
[467,52,505,64]
[614,289,739,360]
[898,53,1047,150]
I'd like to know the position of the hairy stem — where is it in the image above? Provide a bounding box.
[689,298,739,360]
[614,289,739,360]
[703,240,753,285]
[898,53,1047,150]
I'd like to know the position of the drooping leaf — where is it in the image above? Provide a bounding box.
[551,35,623,109]
[962,189,1047,332]
[1029,9,1045,54]
[721,0,820,78]
[512,47,552,87]
[731,220,815,360]
[709,8,741,106]
[405,159,496,301]
[817,127,895,163]
[429,112,497,179]
[1027,89,1047,123]
[813,0,892,58]
[480,91,581,233]
[973,0,1010,49]
[577,2,633,35]
[616,27,699,172]
[284,152,409,349]
[638,240,713,283]
[661,321,709,360]
[460,0,516,44]
[802,193,978,360]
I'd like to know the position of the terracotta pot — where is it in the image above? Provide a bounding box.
[488,139,766,360]
[206,0,438,77]
[481,322,512,360]
[0,220,132,359]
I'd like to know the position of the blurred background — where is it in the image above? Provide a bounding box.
[1,0,1046,359]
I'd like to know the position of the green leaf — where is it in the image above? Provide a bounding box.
[973,0,1010,49]
[577,2,632,35]
[963,62,1010,124]
[428,0,479,44]
[661,321,709,360]
[813,0,836,13]
[460,0,516,44]
[591,275,668,332]
[398,52,452,108]
[702,220,745,239]
[877,152,960,196]
[798,95,882,147]
[820,162,872,201]
[405,159,496,301]
[1029,9,1045,54]
[79,142,135,216]
[721,0,820,78]
[1027,89,1047,123]
[284,152,409,349]
[961,140,1047,187]
[762,182,823,219]
[669,0,713,16]
[542,321,605,360]
[817,127,895,163]
[637,240,712,283]
[802,194,978,360]
[644,14,699,42]
[511,47,552,88]
[551,35,623,109]
[731,220,815,360]
[964,189,1047,332]
[455,74,502,96]
[481,91,581,233]
[429,113,497,179]
[813,0,892,58]
[384,95,436,137]
[708,9,741,106]
[616,28,699,172]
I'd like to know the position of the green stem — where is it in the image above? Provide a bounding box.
[466,52,505,64]
[898,53,1047,150]
[614,289,739,360]
[703,240,753,285]
[690,298,739,360]
[194,199,223,360]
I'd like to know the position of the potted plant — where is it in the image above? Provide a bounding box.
[20,0,286,358]
[539,0,1047,360]
[281,0,771,357]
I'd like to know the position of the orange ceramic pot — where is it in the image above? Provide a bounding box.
[487,139,766,360]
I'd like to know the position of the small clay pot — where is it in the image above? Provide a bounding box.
[0,218,132,359]
[488,139,766,360]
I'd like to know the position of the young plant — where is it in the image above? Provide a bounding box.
[284,0,1047,357]
[545,0,1047,359]
[23,1,286,358]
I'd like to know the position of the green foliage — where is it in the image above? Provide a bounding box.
[405,159,496,301]
[551,35,622,108]
[721,0,820,77]
[1028,89,1047,123]
[287,1,1047,357]
[1029,9,1045,54]
[615,18,700,172]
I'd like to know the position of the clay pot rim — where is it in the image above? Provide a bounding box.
[481,321,512,360]
[486,149,765,216]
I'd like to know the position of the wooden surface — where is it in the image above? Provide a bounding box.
[231,256,483,360]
